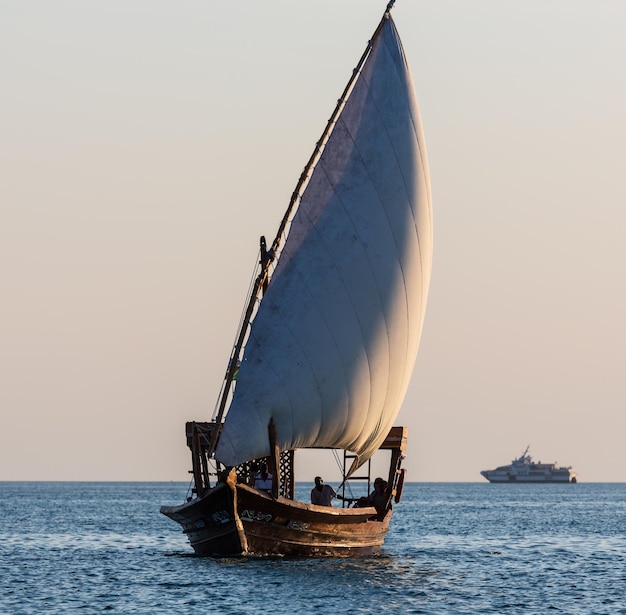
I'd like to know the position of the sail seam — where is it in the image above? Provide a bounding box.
[342,26,420,455]
[315,130,387,451]
[359,19,431,447]
[277,219,356,446]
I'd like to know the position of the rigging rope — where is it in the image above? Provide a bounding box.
[211,247,263,421]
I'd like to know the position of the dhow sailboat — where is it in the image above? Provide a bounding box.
[161,1,433,556]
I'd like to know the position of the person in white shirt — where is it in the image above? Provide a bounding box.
[310,476,337,506]
[253,463,273,494]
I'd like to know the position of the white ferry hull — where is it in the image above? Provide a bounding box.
[481,470,577,483]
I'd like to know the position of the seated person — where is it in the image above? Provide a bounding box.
[368,477,390,511]
[253,462,273,494]
[355,477,390,513]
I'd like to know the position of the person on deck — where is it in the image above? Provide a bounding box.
[253,463,273,494]
[310,476,337,506]
[368,477,390,512]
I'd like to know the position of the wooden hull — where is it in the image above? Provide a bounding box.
[160,478,391,557]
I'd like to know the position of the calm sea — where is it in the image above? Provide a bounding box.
[0,482,624,614]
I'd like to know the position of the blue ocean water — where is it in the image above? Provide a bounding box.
[0,482,624,614]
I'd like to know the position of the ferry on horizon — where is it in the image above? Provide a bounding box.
[481,447,578,483]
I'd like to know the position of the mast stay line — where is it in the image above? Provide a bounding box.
[207,1,397,458]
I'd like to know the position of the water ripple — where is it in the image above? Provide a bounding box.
[1,482,625,614]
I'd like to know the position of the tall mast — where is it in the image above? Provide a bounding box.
[207,1,397,458]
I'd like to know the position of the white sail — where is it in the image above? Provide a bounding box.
[215,15,432,468]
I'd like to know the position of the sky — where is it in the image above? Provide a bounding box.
[2,0,625,483]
